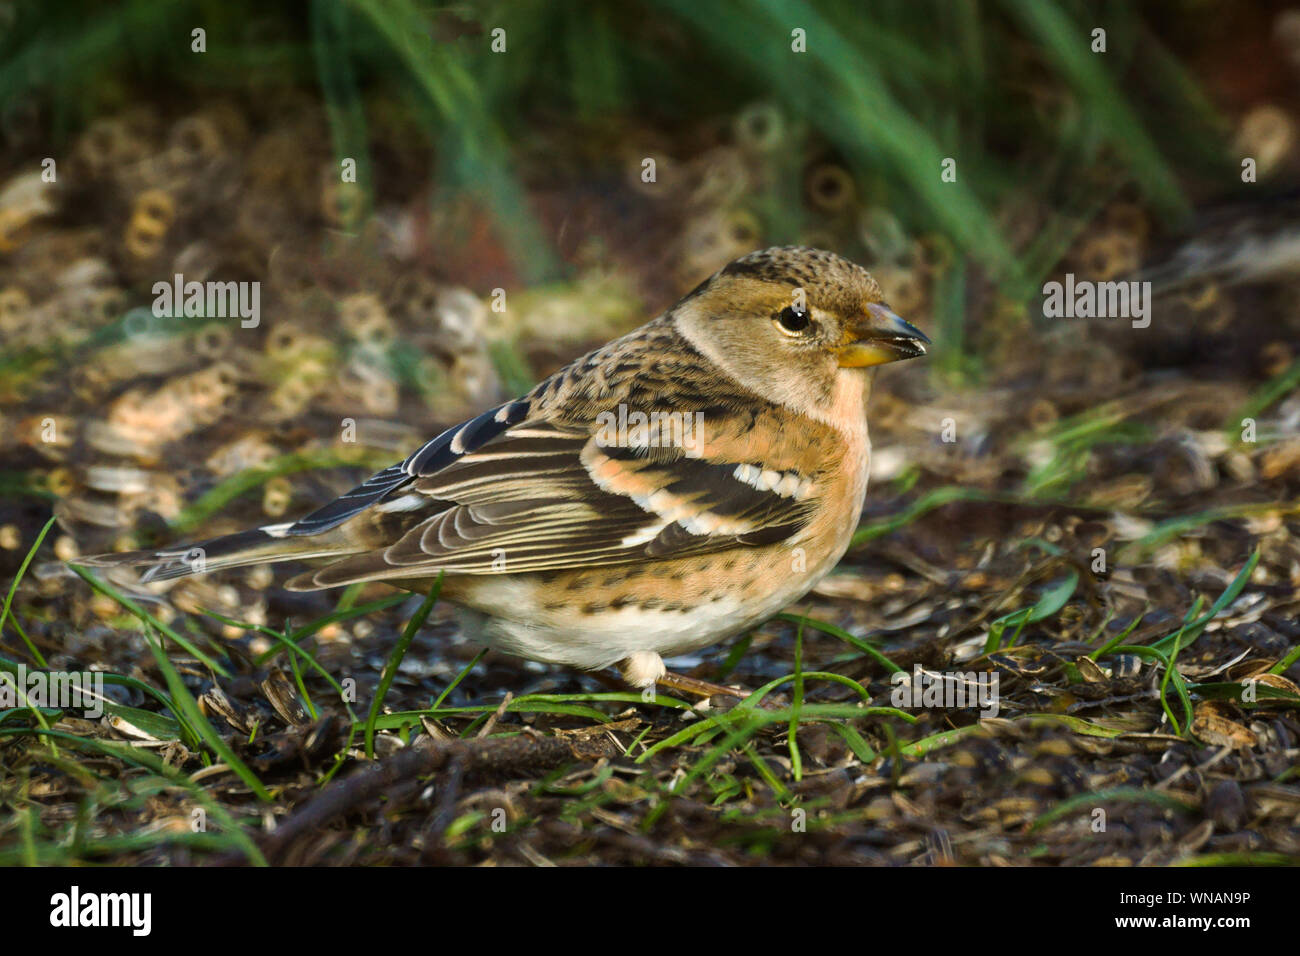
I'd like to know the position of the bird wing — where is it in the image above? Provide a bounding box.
[285,400,822,589]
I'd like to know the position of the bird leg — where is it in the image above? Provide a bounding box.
[617,651,667,689]
[617,651,745,700]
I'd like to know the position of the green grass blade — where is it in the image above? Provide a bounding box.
[365,574,442,758]
[142,626,270,802]
[1149,549,1259,654]
[68,565,230,678]
[0,515,56,667]
[777,612,902,673]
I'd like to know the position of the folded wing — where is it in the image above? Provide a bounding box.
[287,410,820,589]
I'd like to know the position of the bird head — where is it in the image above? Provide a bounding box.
[672,246,931,412]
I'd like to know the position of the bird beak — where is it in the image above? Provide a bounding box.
[835,303,932,368]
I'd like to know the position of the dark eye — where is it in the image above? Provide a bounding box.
[774,305,811,336]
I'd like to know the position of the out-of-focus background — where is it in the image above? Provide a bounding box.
[0,1,1297,866]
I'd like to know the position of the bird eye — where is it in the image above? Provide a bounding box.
[774,306,811,336]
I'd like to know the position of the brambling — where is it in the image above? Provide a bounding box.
[80,247,930,697]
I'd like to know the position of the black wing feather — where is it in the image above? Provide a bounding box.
[286,399,532,535]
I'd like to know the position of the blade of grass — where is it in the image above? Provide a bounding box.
[68,565,229,677]
[1,653,186,735]
[1149,548,1259,654]
[742,740,792,802]
[365,574,442,758]
[899,723,986,757]
[0,514,55,667]
[1030,786,1196,831]
[1188,681,1300,707]
[254,591,409,665]
[984,569,1078,653]
[1226,356,1300,436]
[142,625,270,801]
[851,487,991,547]
[1123,510,1289,560]
[334,582,365,613]
[283,635,317,720]
[0,671,58,756]
[827,722,877,762]
[1159,622,1191,737]
[1088,609,1147,660]
[1112,643,1193,736]
[1269,644,1300,676]
[1176,852,1300,867]
[788,615,805,782]
[777,612,902,673]
[431,647,488,710]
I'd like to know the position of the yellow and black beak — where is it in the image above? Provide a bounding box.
[836,303,931,368]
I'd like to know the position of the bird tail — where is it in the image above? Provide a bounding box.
[75,523,353,584]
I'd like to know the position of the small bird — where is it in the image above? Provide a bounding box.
[79,247,930,697]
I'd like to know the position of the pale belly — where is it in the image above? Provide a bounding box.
[451,563,828,671]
